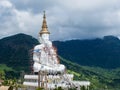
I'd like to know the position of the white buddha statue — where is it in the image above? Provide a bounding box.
[33,12,65,74]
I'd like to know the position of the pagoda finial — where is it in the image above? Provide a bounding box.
[39,11,50,35]
[43,11,46,18]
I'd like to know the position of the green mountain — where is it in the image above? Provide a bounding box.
[0,33,38,71]
[54,36,120,69]
[0,33,120,89]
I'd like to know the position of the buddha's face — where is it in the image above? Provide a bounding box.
[42,34,49,41]
[39,34,49,43]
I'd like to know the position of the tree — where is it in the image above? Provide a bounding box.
[0,70,5,80]
[81,86,86,90]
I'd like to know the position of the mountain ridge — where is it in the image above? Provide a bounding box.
[53,36,120,69]
[1,33,120,69]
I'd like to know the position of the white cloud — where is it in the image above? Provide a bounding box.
[0,0,12,8]
[1,0,120,40]
[0,0,43,39]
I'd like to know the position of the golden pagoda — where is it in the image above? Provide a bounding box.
[39,11,50,35]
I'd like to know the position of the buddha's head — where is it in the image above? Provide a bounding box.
[39,33,49,44]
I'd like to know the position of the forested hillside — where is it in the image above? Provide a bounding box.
[0,33,120,89]
[54,36,120,69]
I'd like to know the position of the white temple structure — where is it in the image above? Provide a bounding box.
[23,12,90,90]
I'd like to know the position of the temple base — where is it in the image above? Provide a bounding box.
[23,74,90,90]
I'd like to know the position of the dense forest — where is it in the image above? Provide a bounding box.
[54,36,120,69]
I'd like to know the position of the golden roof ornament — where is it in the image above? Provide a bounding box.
[39,11,50,35]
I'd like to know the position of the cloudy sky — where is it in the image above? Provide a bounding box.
[0,0,120,41]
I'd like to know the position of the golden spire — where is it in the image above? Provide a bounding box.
[39,11,50,35]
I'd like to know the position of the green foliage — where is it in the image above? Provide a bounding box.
[0,64,15,79]
[0,64,13,71]
[81,86,86,90]
[36,87,44,90]
[68,88,77,90]
[2,78,20,90]
[0,70,5,80]
[0,33,39,73]
[53,36,120,69]
[59,56,120,89]
[54,87,64,90]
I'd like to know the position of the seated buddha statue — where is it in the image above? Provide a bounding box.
[33,12,65,74]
